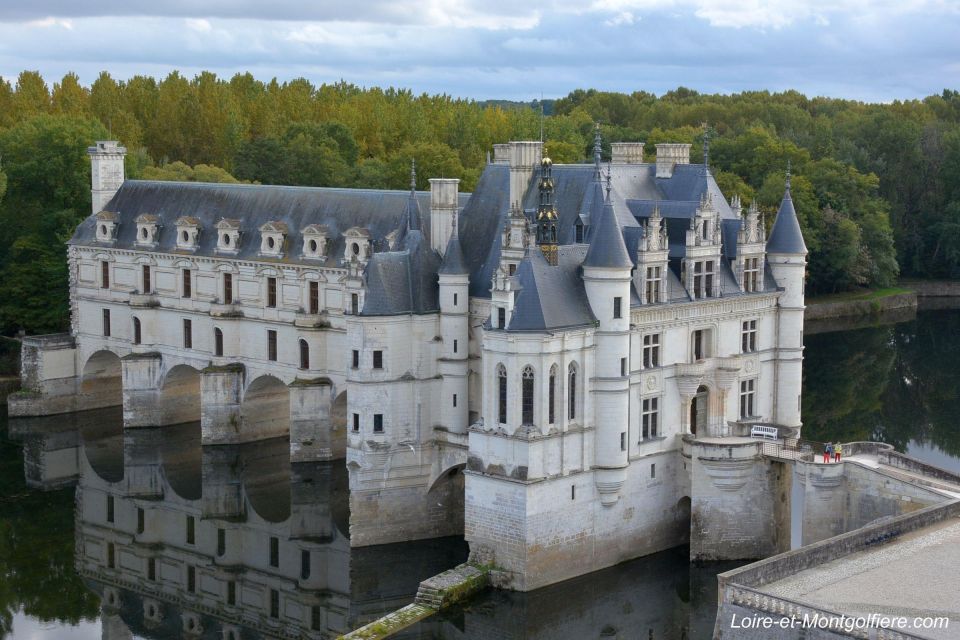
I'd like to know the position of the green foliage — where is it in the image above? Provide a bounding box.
[141,161,243,183]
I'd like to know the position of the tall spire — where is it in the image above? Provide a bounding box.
[410,157,417,192]
[593,122,603,180]
[701,121,711,175]
[404,157,421,232]
[535,156,558,266]
[605,164,613,200]
[785,159,792,193]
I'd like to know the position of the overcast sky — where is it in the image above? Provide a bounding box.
[0,0,957,102]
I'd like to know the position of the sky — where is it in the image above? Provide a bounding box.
[0,0,958,102]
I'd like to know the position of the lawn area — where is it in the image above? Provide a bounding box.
[807,287,913,305]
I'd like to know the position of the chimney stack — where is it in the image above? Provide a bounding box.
[655,143,691,179]
[88,141,127,214]
[507,141,542,212]
[430,178,460,255]
[492,144,511,164]
[611,142,645,164]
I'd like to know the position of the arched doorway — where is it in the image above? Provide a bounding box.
[81,350,123,408]
[160,365,201,426]
[241,376,290,441]
[690,385,708,436]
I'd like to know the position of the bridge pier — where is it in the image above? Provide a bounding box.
[199,364,246,446]
[289,379,343,463]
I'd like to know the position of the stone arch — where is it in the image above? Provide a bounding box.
[81,416,124,483]
[521,364,535,426]
[81,350,123,407]
[426,463,466,535]
[160,365,202,426]
[241,375,290,441]
[690,385,709,435]
[567,361,579,422]
[332,389,348,437]
[243,437,291,523]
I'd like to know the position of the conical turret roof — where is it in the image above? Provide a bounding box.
[766,173,807,255]
[583,193,632,269]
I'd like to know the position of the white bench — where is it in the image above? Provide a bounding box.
[750,425,779,440]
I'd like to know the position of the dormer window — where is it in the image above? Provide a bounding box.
[216,218,241,255]
[301,224,329,260]
[134,214,159,247]
[95,211,118,243]
[259,221,288,258]
[342,227,371,263]
[175,217,200,251]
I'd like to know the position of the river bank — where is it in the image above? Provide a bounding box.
[805,280,960,324]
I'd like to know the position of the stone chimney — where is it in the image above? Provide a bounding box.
[508,141,542,211]
[655,143,691,178]
[492,144,510,164]
[430,178,460,255]
[88,141,127,214]
[611,142,645,164]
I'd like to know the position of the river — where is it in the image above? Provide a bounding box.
[1,308,957,639]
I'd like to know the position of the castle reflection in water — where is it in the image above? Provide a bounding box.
[9,407,729,640]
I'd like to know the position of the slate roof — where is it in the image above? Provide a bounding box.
[767,186,808,255]
[438,219,469,275]
[507,245,596,332]
[361,229,441,316]
[583,198,633,269]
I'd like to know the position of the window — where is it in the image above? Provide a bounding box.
[548,366,557,424]
[267,277,277,308]
[148,557,156,581]
[740,379,756,419]
[571,485,576,500]
[269,536,279,567]
[106,495,114,523]
[299,339,309,369]
[651,463,656,478]
[620,357,627,377]
[267,330,277,361]
[183,319,192,349]
[142,265,151,294]
[642,397,659,439]
[613,296,623,319]
[743,257,760,292]
[645,266,661,303]
[187,566,196,593]
[692,260,715,299]
[223,273,233,304]
[301,550,311,580]
[107,543,115,569]
[214,328,224,357]
[182,269,192,298]
[373,350,383,369]
[102,309,111,337]
[497,364,507,424]
[508,263,516,276]
[101,261,110,289]
[521,365,534,425]
[217,529,225,557]
[351,293,359,314]
[453,339,458,354]
[227,581,236,606]
[453,293,459,306]
[497,307,506,329]
[373,414,383,433]
[575,223,584,243]
[642,333,660,368]
[137,508,144,534]
[311,606,322,631]
[742,319,758,353]
[351,349,359,368]
[352,413,359,432]
[186,515,195,545]
[692,329,706,361]
[568,363,577,420]
[269,589,280,619]
[620,432,626,452]
[309,281,320,314]
[133,317,142,345]
[453,394,457,408]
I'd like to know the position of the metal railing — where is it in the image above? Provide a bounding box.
[759,437,826,462]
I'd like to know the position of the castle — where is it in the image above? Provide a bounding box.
[13,129,806,591]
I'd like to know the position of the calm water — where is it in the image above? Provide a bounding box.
[1,308,958,640]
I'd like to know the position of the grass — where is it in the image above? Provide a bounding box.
[807,287,913,305]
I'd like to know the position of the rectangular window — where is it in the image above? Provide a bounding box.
[301,550,311,580]
[311,606,322,631]
[497,307,506,329]
[182,269,192,298]
[642,397,659,439]
[217,528,225,557]
[620,357,627,377]
[299,339,309,369]
[214,328,224,357]
[741,319,758,353]
[101,261,110,289]
[693,329,705,361]
[693,261,703,299]
[740,379,756,419]
[571,485,576,500]
[269,536,279,567]
[613,296,623,319]
[453,293,459,306]
[453,394,457,408]
[548,373,555,424]
[101,309,111,337]
[620,432,626,452]
[508,263,516,276]
[642,333,661,368]
[351,293,360,314]
[142,265,151,294]
[651,463,656,478]
[267,330,277,361]
[373,414,383,433]
[227,581,236,606]
[223,273,233,304]
[743,257,760,292]
[351,349,359,368]
[705,260,715,297]
[133,317,142,344]
[106,495,114,523]
[137,508,144,534]
[186,515,195,545]
[373,350,383,369]
[498,371,507,424]
[692,261,716,299]
[352,413,359,432]
[453,339,458,354]
[269,589,280,619]
[266,277,277,308]
[148,557,156,581]
[645,266,661,303]
[107,543,115,569]
[183,319,192,349]
[187,566,196,593]
[309,281,320,314]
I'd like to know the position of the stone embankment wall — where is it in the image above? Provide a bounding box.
[804,292,917,322]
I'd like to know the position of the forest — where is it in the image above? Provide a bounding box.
[1,70,960,335]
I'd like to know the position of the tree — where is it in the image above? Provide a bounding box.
[141,161,242,183]
[387,142,465,191]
